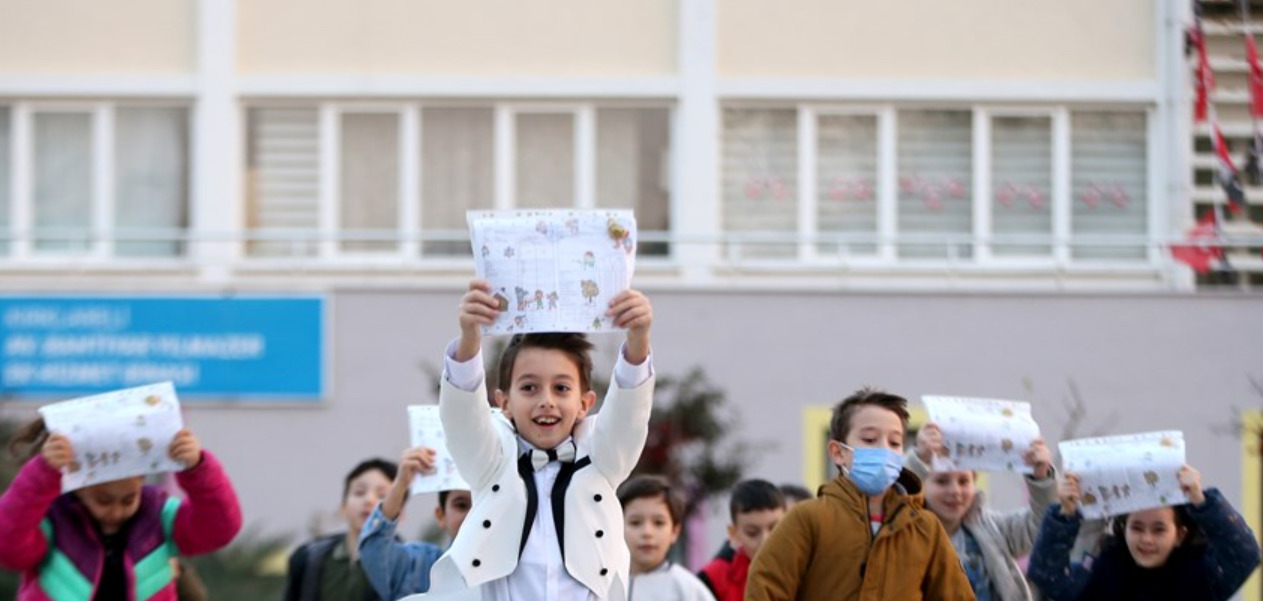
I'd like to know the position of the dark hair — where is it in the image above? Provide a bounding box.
[438,488,471,511]
[497,333,595,394]
[829,387,910,443]
[779,483,813,504]
[729,479,785,523]
[7,417,50,463]
[617,475,686,526]
[343,458,398,502]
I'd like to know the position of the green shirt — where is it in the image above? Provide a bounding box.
[319,537,376,601]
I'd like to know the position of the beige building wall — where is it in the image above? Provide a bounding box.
[238,0,678,77]
[719,0,1156,80]
[0,0,195,75]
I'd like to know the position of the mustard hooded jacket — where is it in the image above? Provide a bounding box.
[745,468,976,601]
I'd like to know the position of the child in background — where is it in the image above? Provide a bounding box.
[745,388,974,601]
[696,479,785,601]
[284,458,397,601]
[908,422,1057,601]
[0,418,242,601]
[778,484,813,508]
[358,445,472,599]
[1027,466,1259,601]
[617,475,716,601]
[416,278,655,601]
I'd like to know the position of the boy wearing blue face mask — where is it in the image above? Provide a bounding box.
[745,388,975,601]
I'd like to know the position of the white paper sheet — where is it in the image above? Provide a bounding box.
[38,381,186,493]
[468,209,637,335]
[407,405,470,496]
[921,395,1042,474]
[1059,430,1187,519]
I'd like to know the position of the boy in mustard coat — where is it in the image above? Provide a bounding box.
[745,388,975,601]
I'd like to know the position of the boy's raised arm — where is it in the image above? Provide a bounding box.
[439,279,505,489]
[590,289,655,481]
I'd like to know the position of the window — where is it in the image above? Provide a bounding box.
[991,115,1053,258]
[596,108,671,255]
[516,112,575,209]
[817,113,880,257]
[722,108,798,259]
[421,107,493,256]
[245,102,673,260]
[339,112,400,254]
[719,104,1150,266]
[0,103,190,260]
[245,108,320,257]
[897,110,972,259]
[32,111,93,253]
[114,107,188,257]
[1071,112,1147,260]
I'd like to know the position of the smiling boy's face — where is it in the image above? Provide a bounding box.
[496,347,596,450]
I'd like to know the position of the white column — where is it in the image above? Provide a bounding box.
[93,103,114,258]
[797,105,817,261]
[1052,108,1072,265]
[576,106,596,209]
[972,107,991,262]
[192,0,240,281]
[11,103,31,258]
[877,107,897,260]
[674,0,719,281]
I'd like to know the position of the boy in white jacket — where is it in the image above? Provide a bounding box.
[413,278,654,601]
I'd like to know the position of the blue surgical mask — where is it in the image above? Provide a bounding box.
[840,443,903,496]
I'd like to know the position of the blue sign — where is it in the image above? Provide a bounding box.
[0,296,324,400]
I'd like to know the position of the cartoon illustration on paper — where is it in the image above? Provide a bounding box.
[581,280,600,305]
[922,396,1040,474]
[38,382,187,493]
[468,209,637,335]
[1059,430,1185,519]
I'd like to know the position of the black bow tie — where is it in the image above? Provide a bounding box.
[525,440,577,471]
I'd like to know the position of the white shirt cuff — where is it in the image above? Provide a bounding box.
[442,338,485,392]
[614,342,653,389]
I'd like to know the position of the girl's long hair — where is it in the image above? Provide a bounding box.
[7,416,49,463]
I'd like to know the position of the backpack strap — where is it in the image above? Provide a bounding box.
[300,535,342,600]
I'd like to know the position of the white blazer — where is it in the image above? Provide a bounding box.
[413,373,654,601]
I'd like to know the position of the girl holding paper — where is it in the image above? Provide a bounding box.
[1028,466,1260,601]
[0,418,242,601]
[908,422,1057,601]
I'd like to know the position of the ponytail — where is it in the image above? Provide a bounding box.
[7,416,49,462]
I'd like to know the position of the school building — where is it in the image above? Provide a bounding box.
[0,0,1261,592]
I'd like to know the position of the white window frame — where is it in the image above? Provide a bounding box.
[318,102,414,261]
[798,104,895,265]
[975,106,1066,266]
[246,100,674,264]
[3,100,191,263]
[721,102,1156,270]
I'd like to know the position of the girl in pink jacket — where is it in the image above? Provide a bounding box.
[0,418,242,601]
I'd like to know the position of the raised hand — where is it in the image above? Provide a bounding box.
[1058,472,1081,516]
[915,423,944,464]
[457,279,501,362]
[1024,438,1053,480]
[168,429,203,469]
[1178,464,1205,506]
[607,289,652,365]
[42,434,76,471]
[383,446,438,520]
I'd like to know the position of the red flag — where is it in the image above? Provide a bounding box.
[1170,213,1225,273]
[1213,125,1248,214]
[1246,34,1263,116]
[1193,26,1214,122]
